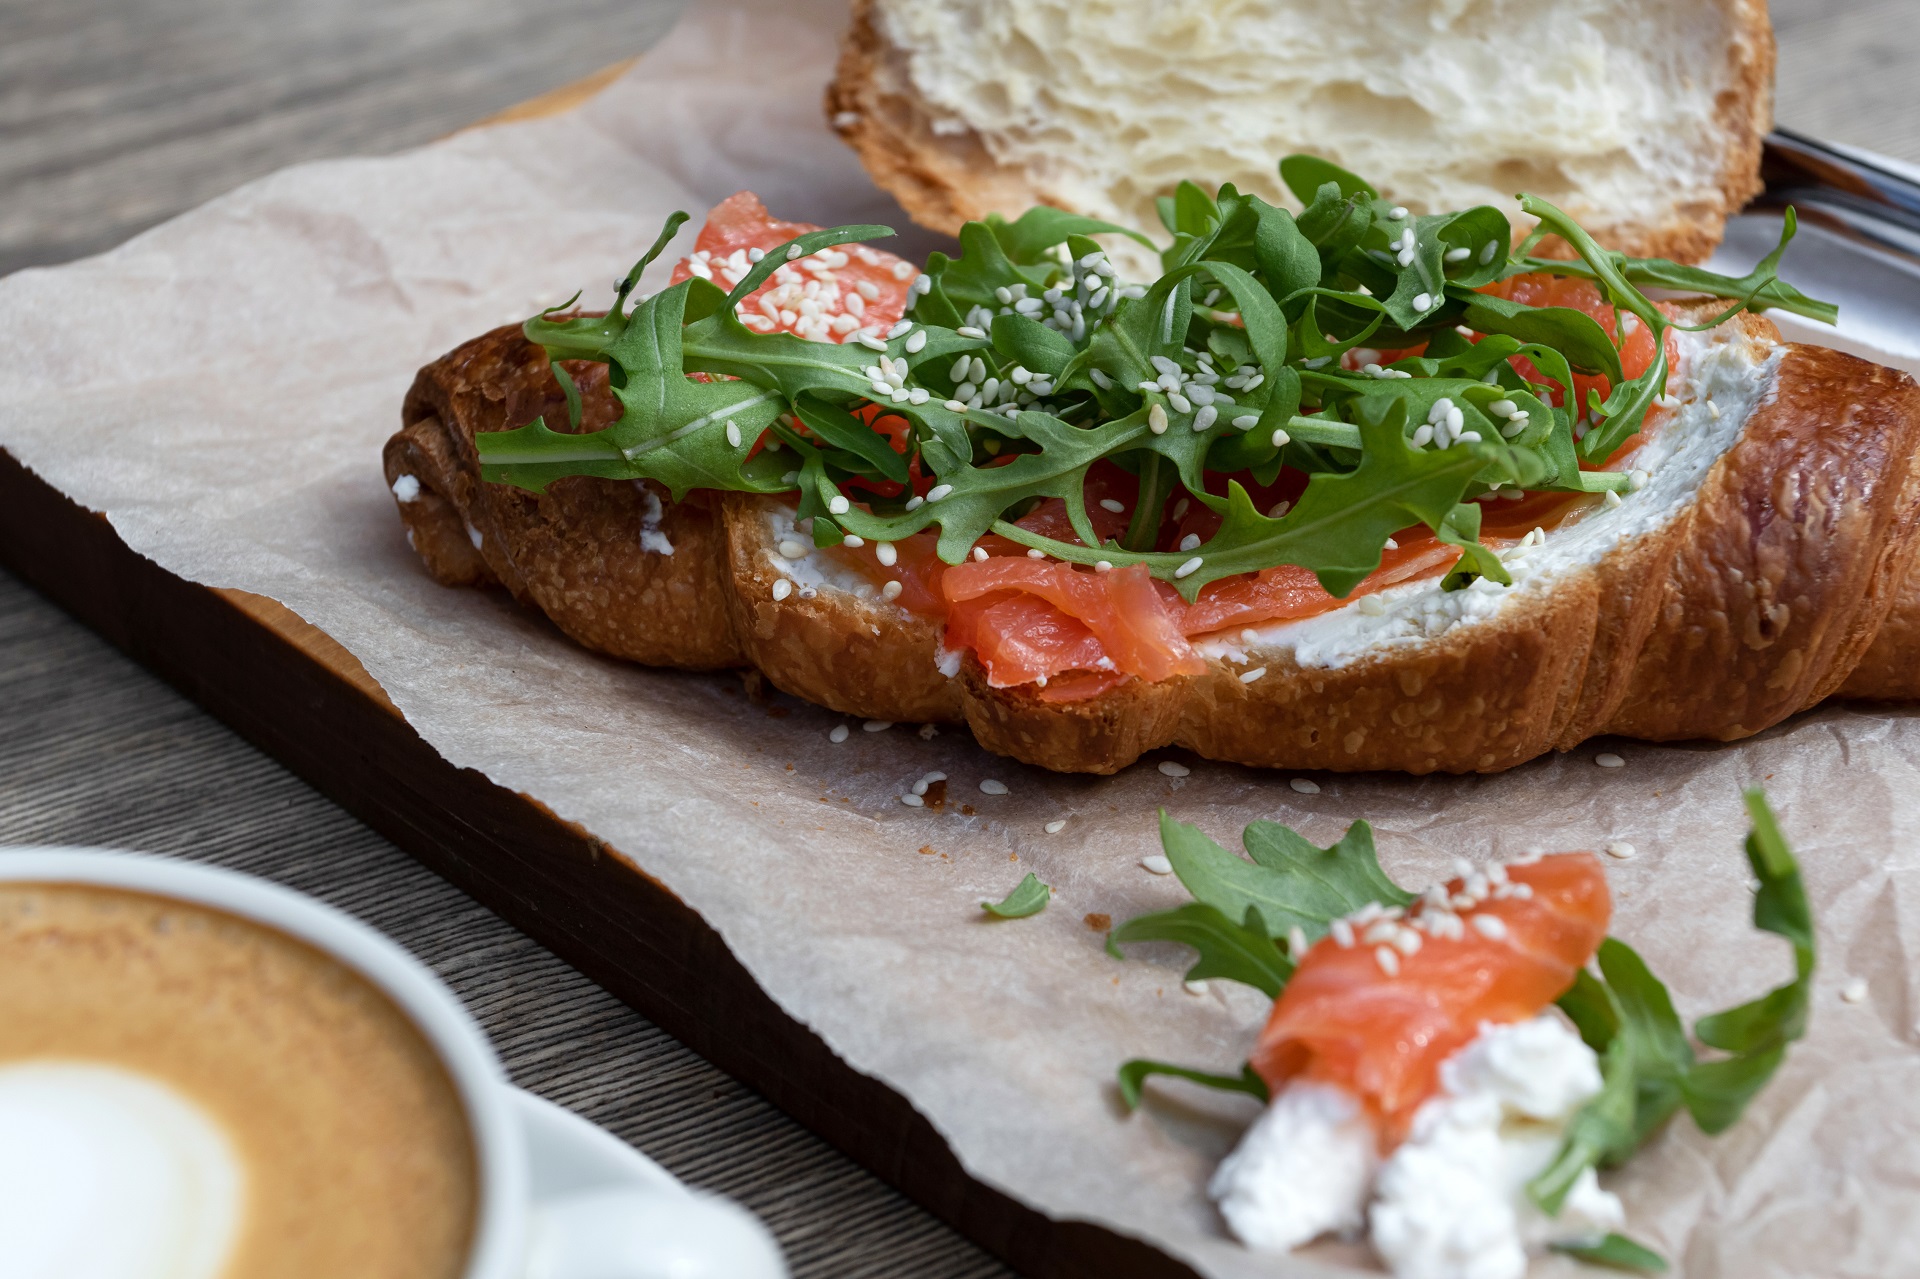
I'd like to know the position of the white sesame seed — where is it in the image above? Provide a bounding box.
[829,724,849,743]
[1841,977,1869,1004]
[1288,926,1309,956]
[1357,596,1385,616]
[1595,753,1626,769]
[900,793,924,807]
[785,244,803,261]
[1045,819,1067,834]
[1239,666,1267,684]
[880,580,904,601]
[1331,918,1355,948]
[1270,428,1291,448]
[1232,415,1259,430]
[1178,533,1202,552]
[1290,778,1320,794]
[926,483,953,502]
[747,247,765,263]
[944,399,969,413]
[1268,501,1291,519]
[875,542,897,566]
[827,495,851,516]
[1628,470,1649,491]
[971,547,988,563]
[1393,928,1423,956]
[956,326,986,339]
[1604,490,1623,509]
[1027,548,1046,559]
[1174,556,1204,579]
[904,495,924,512]
[979,778,1009,795]
[1099,498,1126,513]
[1389,206,1408,220]
[892,261,914,280]
[1364,920,1399,946]
[1148,404,1169,434]
[1089,368,1112,389]
[1168,392,1192,414]
[776,540,806,560]
[843,534,865,549]
[1193,404,1218,431]
[1413,292,1433,311]
[1095,560,1113,572]
[1141,854,1174,875]
[1603,841,1636,860]
[1472,914,1510,941]
[771,579,792,602]
[1708,400,1721,420]
[1375,946,1401,976]
[1444,247,1470,263]
[1183,979,1210,996]
[1412,424,1434,448]
[864,719,893,732]
[1152,761,1191,780]
[905,330,927,353]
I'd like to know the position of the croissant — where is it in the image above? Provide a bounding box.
[384,313,1920,775]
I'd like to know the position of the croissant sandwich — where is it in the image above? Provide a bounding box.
[385,157,1920,775]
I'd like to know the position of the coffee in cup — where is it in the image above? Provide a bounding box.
[0,881,478,1279]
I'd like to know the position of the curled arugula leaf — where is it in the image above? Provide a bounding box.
[477,162,1831,603]
[983,872,1051,919]
[1528,789,1816,1216]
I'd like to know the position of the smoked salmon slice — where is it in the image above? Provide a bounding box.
[1249,852,1611,1146]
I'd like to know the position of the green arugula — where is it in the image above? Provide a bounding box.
[983,872,1051,919]
[477,158,1831,601]
[1107,792,1816,1274]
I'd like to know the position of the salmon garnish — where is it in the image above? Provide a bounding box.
[1250,851,1611,1146]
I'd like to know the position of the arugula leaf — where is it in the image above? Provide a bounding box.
[1551,1233,1669,1273]
[1530,789,1817,1213]
[987,205,1156,264]
[982,872,1051,919]
[1106,901,1293,996]
[1118,1060,1269,1111]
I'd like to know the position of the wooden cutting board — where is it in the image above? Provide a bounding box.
[0,66,1192,1279]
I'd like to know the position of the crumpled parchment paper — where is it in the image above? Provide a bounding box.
[2,2,1917,1274]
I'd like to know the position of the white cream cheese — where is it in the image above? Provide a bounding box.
[761,504,879,600]
[1199,325,1782,670]
[390,473,421,503]
[1213,1015,1621,1278]
[1209,1081,1377,1252]
[636,484,674,556]
[1370,1016,1622,1279]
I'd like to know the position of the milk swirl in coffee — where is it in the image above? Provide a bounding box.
[0,883,477,1279]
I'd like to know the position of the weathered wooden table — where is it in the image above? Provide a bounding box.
[1,1,1914,1275]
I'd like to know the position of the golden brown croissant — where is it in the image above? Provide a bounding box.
[384,314,1920,776]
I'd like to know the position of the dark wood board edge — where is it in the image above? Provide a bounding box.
[0,447,1197,1279]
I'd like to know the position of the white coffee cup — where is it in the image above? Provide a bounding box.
[0,848,788,1279]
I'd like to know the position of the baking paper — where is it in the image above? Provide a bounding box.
[2,3,1916,1274]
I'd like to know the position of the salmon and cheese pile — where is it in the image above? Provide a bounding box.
[1114,795,1815,1278]
[384,160,1920,775]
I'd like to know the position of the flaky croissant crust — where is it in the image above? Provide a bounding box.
[385,323,1920,775]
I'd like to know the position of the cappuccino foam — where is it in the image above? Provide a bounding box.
[0,883,477,1279]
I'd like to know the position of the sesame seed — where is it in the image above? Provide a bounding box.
[1413,292,1433,311]
[900,793,924,807]
[1233,415,1259,430]
[1174,556,1203,579]
[1471,914,1509,941]
[1841,977,1869,1004]
[777,539,807,559]
[888,320,913,339]
[771,579,792,602]
[1089,369,1112,389]
[1193,404,1218,431]
[926,483,954,502]
[1444,247,1470,263]
[904,496,924,512]
[910,274,932,296]
[892,261,913,280]
[1148,404,1169,434]
[1389,206,1408,219]
[874,542,897,566]
[1267,501,1291,518]
[828,495,851,515]
[844,533,866,549]
[1270,428,1291,448]
[1595,753,1626,768]
[1288,926,1309,956]
[905,330,927,353]
[1099,498,1126,513]
[1141,854,1174,874]
[1026,548,1045,559]
[1045,819,1067,834]
[1375,946,1401,976]
[1604,841,1636,859]
[1168,392,1192,413]
[1290,778,1320,794]
[979,778,1009,795]
[864,719,893,732]
[1478,241,1498,264]
[748,247,765,263]
[1183,979,1210,996]
[1157,760,1192,778]
[1240,666,1268,683]
[1708,400,1721,420]
[1604,490,1623,509]
[971,547,988,563]
[1628,470,1649,491]
[1178,533,1201,552]
[725,419,743,448]
[1357,596,1385,616]
[784,244,803,261]
[944,399,969,412]
[829,724,849,743]
[1095,560,1113,572]
[880,580,904,601]
[956,326,986,339]
[1331,918,1355,948]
